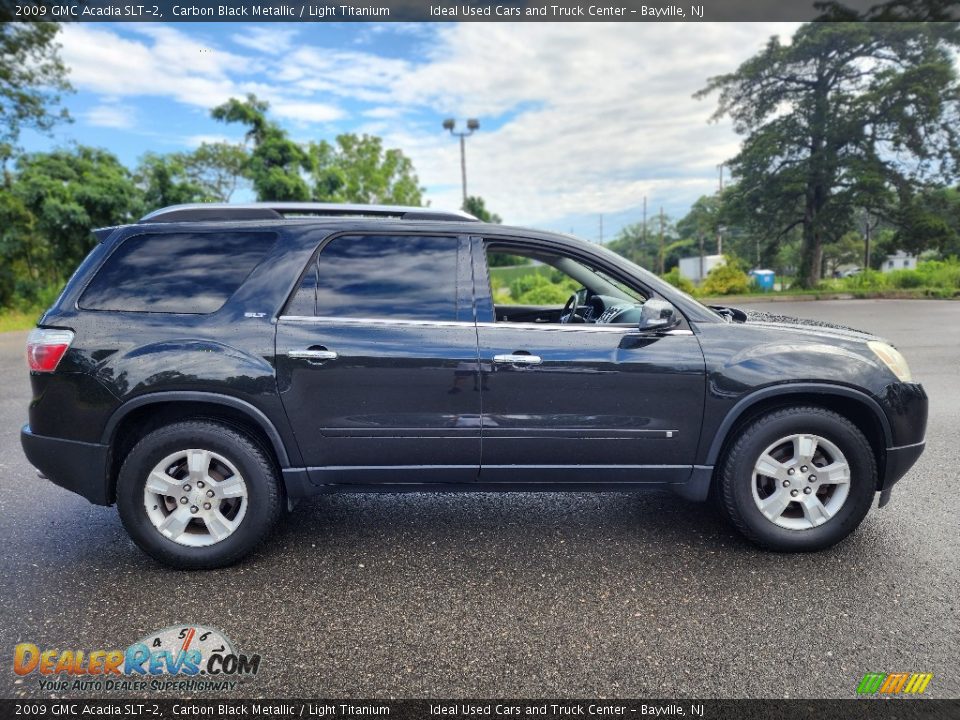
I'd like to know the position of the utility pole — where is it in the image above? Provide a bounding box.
[642,196,647,248]
[864,210,873,270]
[442,118,479,205]
[716,163,724,255]
[658,206,665,276]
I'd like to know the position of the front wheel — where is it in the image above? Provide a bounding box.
[117,420,282,569]
[717,406,877,552]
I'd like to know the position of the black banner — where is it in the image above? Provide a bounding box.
[4,0,960,23]
[1,700,959,720]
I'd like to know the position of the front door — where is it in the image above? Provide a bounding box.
[474,238,706,484]
[276,233,481,484]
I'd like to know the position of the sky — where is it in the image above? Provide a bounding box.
[22,21,802,241]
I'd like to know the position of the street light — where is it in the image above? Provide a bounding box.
[443,118,479,204]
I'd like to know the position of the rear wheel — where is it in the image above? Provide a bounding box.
[117,420,282,569]
[718,406,876,552]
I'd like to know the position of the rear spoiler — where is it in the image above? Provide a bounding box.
[92,226,121,243]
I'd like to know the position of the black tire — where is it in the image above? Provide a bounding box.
[117,420,282,569]
[717,406,876,552]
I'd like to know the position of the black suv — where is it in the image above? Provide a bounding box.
[21,203,927,569]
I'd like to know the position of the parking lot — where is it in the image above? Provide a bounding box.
[1,299,957,699]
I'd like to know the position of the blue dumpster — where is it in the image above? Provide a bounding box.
[750,269,775,292]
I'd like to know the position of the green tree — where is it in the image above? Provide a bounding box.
[181,142,249,202]
[309,134,423,205]
[463,195,502,223]
[0,23,72,161]
[212,94,311,201]
[135,152,209,211]
[697,22,960,287]
[12,146,140,278]
[823,231,864,276]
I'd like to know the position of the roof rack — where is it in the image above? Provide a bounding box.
[138,202,479,224]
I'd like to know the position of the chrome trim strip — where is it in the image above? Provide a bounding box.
[278,315,696,336]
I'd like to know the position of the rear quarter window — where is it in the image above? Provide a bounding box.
[79,231,277,314]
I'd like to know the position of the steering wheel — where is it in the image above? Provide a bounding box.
[561,293,584,324]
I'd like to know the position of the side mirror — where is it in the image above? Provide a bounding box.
[638,299,679,332]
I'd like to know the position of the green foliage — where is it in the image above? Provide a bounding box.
[0,23,72,157]
[697,22,960,288]
[701,260,751,295]
[509,273,578,305]
[662,268,695,294]
[310,134,423,205]
[463,196,502,223]
[212,94,311,201]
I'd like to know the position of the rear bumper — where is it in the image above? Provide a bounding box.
[20,425,111,505]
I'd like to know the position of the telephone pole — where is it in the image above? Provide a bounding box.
[442,118,479,205]
[716,163,724,255]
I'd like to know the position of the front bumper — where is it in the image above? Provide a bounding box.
[877,440,925,507]
[20,424,111,505]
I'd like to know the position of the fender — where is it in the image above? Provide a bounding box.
[703,382,894,466]
[102,391,292,468]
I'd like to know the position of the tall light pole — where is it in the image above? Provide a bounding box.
[443,118,479,205]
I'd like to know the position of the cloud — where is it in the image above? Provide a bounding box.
[231,27,299,55]
[85,102,136,129]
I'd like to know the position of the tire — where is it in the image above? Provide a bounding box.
[116,420,282,569]
[717,406,876,552]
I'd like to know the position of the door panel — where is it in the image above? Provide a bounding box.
[276,319,481,483]
[476,327,705,484]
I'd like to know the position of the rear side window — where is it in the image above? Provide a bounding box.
[80,232,276,313]
[310,235,459,321]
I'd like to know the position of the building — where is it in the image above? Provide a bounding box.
[679,254,725,283]
[882,251,917,273]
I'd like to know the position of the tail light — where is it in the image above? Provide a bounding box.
[26,328,75,373]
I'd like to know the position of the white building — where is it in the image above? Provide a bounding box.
[882,251,917,273]
[679,254,725,283]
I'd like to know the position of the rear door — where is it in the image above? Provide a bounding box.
[275,233,481,484]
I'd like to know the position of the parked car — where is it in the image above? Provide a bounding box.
[21,203,927,568]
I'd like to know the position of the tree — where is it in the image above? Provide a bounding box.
[823,231,865,276]
[212,95,311,201]
[135,153,209,211]
[181,142,248,202]
[696,22,960,287]
[309,134,423,205]
[463,195,502,223]
[12,146,140,277]
[0,23,72,161]
[135,143,249,211]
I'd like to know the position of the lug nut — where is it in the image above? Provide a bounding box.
[203,502,212,510]
[206,490,215,498]
[197,480,205,489]
[803,487,813,495]
[782,480,791,488]
[179,497,188,505]
[190,505,199,514]
[182,484,191,492]
[787,468,796,476]
[808,475,817,483]
[800,465,808,473]
[790,489,799,497]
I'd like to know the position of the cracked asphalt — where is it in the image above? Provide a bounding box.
[0,299,957,699]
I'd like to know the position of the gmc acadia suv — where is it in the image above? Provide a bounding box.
[21,203,927,569]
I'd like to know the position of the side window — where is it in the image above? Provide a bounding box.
[80,231,276,314]
[312,235,459,321]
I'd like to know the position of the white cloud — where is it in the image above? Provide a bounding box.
[85,102,136,129]
[231,27,299,55]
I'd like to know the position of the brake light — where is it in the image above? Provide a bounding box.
[26,329,74,373]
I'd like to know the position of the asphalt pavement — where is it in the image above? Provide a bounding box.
[0,299,957,699]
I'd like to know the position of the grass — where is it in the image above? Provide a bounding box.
[488,263,555,285]
[0,308,42,333]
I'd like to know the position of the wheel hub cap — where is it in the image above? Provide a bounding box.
[751,433,851,530]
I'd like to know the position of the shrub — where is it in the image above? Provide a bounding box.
[662,267,695,294]
[701,262,751,296]
[886,269,924,289]
[509,273,578,305]
[840,269,888,291]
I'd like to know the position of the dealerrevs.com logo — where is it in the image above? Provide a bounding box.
[857,672,933,695]
[13,625,261,693]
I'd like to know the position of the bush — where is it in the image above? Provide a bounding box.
[840,269,888,291]
[915,258,960,288]
[509,273,578,305]
[701,262,751,296]
[886,269,924,289]
[662,267,695,294]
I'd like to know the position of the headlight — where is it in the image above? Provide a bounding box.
[868,341,912,382]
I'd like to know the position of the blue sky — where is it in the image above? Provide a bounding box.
[23,22,800,241]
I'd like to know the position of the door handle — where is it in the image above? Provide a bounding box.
[288,348,338,360]
[493,353,542,365]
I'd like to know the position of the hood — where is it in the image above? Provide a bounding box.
[740,309,884,344]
